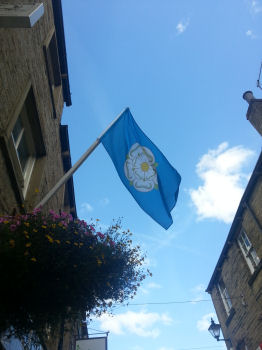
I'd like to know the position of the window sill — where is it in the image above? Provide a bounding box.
[248,261,262,286]
[225,308,235,327]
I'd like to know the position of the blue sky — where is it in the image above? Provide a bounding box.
[62,1,262,349]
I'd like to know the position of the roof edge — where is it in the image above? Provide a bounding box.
[52,0,72,106]
[206,151,262,293]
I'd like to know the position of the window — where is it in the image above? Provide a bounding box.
[43,28,62,118]
[238,229,260,273]
[1,84,46,201]
[218,279,232,315]
[237,340,248,350]
[11,105,36,195]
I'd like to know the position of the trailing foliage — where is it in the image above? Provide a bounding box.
[0,209,150,344]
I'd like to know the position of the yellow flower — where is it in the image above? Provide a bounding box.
[74,231,78,235]
[25,242,32,248]
[3,220,9,224]
[23,230,28,234]
[24,222,30,227]
[31,257,37,262]
[35,188,39,193]
[52,224,56,229]
[55,240,61,244]
[45,235,54,243]
[79,243,84,246]
[25,235,30,239]
[58,223,63,227]
[74,242,78,246]
[42,225,47,229]
[66,240,71,244]
[9,239,15,247]
[33,229,38,232]
[97,259,102,266]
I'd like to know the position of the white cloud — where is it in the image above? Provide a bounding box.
[147,282,162,289]
[189,142,254,223]
[96,311,172,338]
[80,202,93,213]
[246,29,257,38]
[140,282,162,295]
[197,313,215,331]
[99,197,110,207]
[191,283,205,293]
[190,283,206,304]
[250,0,262,13]
[176,19,190,35]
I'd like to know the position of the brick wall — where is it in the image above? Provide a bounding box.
[209,175,262,349]
[0,0,65,214]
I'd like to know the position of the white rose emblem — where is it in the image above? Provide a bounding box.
[124,143,158,192]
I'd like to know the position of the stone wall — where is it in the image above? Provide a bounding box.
[0,1,76,349]
[0,0,65,214]
[209,174,262,349]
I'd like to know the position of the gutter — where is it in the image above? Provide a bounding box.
[52,0,72,106]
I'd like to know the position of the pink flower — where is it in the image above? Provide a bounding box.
[10,224,17,231]
[81,220,87,228]
[97,232,105,239]
[110,240,115,247]
[32,207,41,215]
[89,225,95,232]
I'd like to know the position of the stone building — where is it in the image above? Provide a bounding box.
[0,0,77,348]
[0,0,75,216]
[206,95,262,350]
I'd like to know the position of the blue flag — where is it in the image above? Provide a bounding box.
[101,108,181,229]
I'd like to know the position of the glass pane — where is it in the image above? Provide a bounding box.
[12,117,23,144]
[238,236,247,254]
[250,249,260,266]
[17,134,29,172]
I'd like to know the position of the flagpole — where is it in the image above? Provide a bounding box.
[35,107,128,209]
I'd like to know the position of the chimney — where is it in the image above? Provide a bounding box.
[243,90,262,136]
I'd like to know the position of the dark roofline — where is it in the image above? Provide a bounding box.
[206,150,262,293]
[52,0,72,106]
[60,125,77,218]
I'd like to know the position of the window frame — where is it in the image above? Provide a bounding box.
[217,279,233,316]
[1,83,46,203]
[10,105,36,196]
[238,228,260,274]
[43,27,63,118]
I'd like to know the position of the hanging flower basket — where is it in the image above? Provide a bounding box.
[0,209,149,343]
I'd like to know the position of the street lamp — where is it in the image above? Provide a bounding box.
[208,319,231,345]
